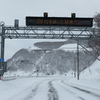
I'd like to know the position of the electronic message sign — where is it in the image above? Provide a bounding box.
[26,16,93,27]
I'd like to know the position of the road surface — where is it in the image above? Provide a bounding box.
[1,76,100,100]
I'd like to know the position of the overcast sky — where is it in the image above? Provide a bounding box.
[0,0,100,60]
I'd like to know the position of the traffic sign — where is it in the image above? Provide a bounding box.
[0,59,4,61]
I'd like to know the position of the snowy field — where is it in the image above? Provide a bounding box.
[0,76,100,100]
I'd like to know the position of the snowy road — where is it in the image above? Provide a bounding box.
[0,77,100,100]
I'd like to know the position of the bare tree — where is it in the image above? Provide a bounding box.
[94,13,100,27]
[88,13,100,56]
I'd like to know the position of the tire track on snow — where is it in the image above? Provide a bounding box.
[62,81,100,100]
[23,79,49,100]
[48,80,58,100]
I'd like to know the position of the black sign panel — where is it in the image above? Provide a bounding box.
[26,17,93,27]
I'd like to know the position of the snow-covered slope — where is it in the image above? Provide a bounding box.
[80,56,100,80]
[4,41,96,77]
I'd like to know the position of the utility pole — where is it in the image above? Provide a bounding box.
[74,57,76,78]
[77,39,79,80]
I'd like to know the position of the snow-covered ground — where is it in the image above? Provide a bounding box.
[0,76,100,100]
[0,56,100,100]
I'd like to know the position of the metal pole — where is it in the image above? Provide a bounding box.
[77,39,79,80]
[0,24,5,78]
[74,57,76,78]
[1,26,5,61]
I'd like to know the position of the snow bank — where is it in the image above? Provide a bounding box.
[68,78,100,91]
[80,56,100,80]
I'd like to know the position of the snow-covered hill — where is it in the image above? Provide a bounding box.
[4,41,96,77]
[80,56,100,80]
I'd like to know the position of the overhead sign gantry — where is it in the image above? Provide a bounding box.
[0,12,100,80]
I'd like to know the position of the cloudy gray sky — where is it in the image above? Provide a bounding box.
[0,0,100,60]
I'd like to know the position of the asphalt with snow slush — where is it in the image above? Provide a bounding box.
[3,77,100,100]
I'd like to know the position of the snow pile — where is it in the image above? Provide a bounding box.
[68,78,100,91]
[80,56,100,80]
[4,70,32,77]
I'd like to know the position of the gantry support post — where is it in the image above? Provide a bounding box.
[0,24,5,79]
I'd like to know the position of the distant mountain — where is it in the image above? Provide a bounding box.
[6,41,96,76]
